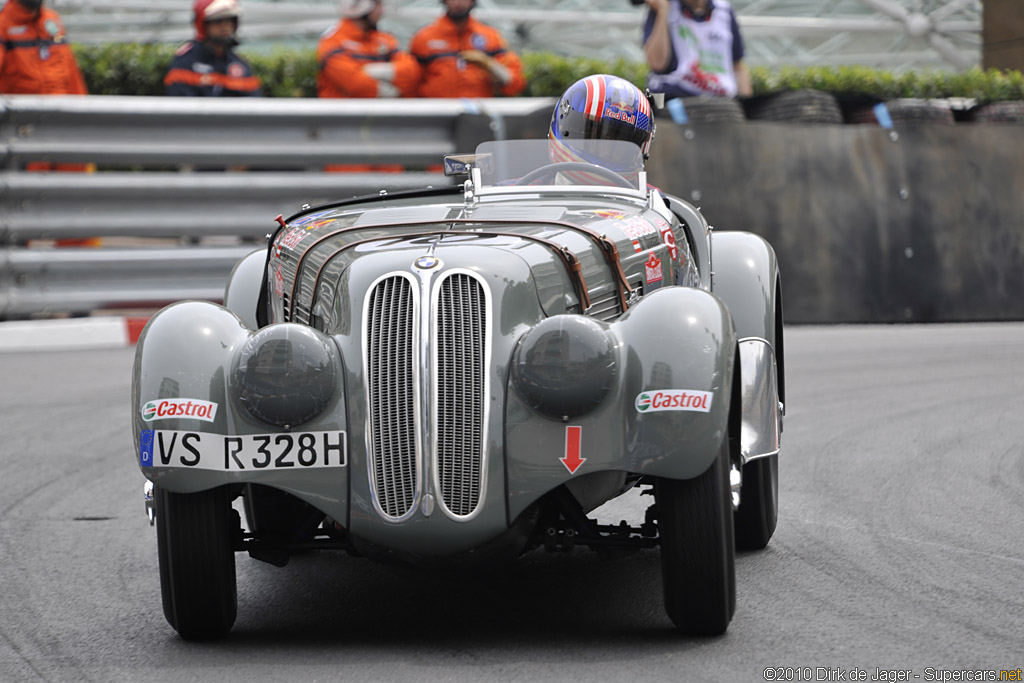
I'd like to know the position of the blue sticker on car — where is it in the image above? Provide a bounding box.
[139,430,154,467]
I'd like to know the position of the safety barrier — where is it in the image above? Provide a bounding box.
[0,94,555,319]
[4,94,1022,323]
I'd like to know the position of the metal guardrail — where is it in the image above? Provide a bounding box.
[0,94,555,319]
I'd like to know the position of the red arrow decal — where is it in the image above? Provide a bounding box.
[560,426,586,475]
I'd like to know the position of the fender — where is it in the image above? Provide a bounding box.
[131,300,350,525]
[504,287,736,521]
[711,231,784,463]
[223,249,266,330]
[737,338,780,463]
[710,231,780,345]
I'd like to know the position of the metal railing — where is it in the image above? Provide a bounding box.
[0,94,555,319]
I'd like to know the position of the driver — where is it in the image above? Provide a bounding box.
[548,74,656,184]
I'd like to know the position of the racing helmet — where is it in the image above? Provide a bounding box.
[549,74,656,169]
[340,0,378,19]
[194,0,242,41]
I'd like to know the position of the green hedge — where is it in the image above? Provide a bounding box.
[748,65,1024,102]
[73,43,1024,102]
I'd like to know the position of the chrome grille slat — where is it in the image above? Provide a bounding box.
[367,276,417,519]
[436,273,486,517]
[587,288,622,321]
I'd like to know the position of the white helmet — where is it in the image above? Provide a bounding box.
[200,0,242,22]
[339,0,377,18]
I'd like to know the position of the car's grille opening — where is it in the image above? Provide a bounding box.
[436,273,486,517]
[367,276,417,519]
[587,288,623,322]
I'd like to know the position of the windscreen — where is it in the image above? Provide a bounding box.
[475,139,644,188]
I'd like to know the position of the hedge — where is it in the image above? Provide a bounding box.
[73,43,1024,102]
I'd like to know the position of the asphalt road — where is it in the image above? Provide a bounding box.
[1,324,1022,682]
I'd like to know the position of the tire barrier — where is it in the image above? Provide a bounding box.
[743,89,845,124]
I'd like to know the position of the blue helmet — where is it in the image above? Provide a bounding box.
[549,74,656,166]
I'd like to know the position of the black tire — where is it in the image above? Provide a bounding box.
[655,438,736,635]
[156,486,238,640]
[659,97,745,124]
[743,89,843,124]
[734,453,778,550]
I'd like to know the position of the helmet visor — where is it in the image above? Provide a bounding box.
[554,108,651,160]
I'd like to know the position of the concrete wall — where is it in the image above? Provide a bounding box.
[647,121,1024,323]
[983,0,1024,71]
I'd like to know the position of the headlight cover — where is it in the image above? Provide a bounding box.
[511,315,616,419]
[233,324,337,427]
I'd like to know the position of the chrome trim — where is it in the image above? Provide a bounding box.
[586,287,623,322]
[738,337,782,464]
[144,480,155,526]
[414,260,438,522]
[730,464,742,511]
[474,184,648,203]
[421,493,436,518]
[363,272,422,522]
[431,269,491,521]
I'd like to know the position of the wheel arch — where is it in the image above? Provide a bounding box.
[223,248,266,330]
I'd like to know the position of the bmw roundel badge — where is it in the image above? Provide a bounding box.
[414,255,440,270]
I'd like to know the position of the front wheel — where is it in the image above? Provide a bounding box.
[655,437,736,635]
[156,485,238,640]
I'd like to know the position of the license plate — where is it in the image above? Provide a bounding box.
[139,429,346,471]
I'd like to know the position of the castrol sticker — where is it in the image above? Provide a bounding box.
[635,390,713,413]
[142,398,218,423]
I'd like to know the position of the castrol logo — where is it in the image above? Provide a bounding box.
[141,398,218,423]
[635,390,713,413]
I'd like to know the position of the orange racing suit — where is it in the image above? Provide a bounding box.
[0,1,87,95]
[317,18,419,99]
[1,2,90,178]
[409,14,525,98]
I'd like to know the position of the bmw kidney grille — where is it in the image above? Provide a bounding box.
[367,276,418,519]
[366,272,488,521]
[435,273,486,517]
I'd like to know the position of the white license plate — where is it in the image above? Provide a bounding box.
[139,429,346,471]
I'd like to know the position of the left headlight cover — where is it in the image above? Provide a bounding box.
[510,315,617,419]
[232,323,339,427]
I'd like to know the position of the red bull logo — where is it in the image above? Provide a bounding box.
[604,106,637,125]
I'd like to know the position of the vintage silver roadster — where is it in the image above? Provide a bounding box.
[132,138,784,639]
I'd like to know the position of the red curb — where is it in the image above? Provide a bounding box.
[125,317,150,344]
